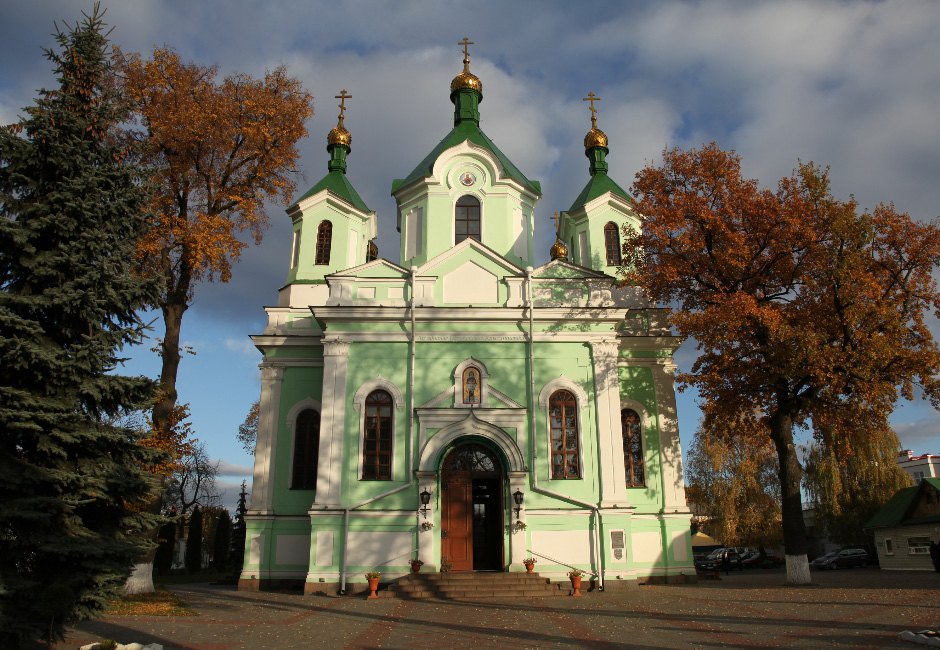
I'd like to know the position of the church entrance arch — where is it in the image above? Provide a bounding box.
[440,442,504,571]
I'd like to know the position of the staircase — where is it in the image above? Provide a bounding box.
[379,571,565,599]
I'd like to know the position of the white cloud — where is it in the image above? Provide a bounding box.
[216,460,253,476]
[892,417,940,453]
[225,338,257,357]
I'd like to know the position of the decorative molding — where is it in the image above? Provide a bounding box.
[322,340,351,357]
[453,357,490,408]
[417,411,526,473]
[260,365,285,382]
[537,375,589,410]
[285,398,322,429]
[592,339,620,358]
[351,376,405,411]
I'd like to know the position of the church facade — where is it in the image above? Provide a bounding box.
[240,46,693,594]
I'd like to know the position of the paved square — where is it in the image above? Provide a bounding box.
[55,570,938,650]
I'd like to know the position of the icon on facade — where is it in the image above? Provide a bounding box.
[459,172,476,187]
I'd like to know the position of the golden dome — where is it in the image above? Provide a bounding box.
[584,128,608,150]
[451,70,483,96]
[551,238,569,261]
[328,125,351,148]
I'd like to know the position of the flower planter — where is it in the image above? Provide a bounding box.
[570,576,582,597]
[524,562,535,573]
[411,565,421,573]
[367,578,379,599]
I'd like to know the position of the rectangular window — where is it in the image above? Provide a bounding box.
[908,536,930,554]
[884,538,894,555]
[577,231,588,266]
[913,471,925,482]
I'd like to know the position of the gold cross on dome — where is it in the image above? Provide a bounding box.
[583,92,601,130]
[459,37,474,59]
[335,90,351,126]
[550,212,561,235]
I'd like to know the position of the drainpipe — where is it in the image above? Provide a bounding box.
[338,267,419,594]
[524,267,604,591]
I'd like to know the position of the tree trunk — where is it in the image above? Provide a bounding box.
[768,391,811,584]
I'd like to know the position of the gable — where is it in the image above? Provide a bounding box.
[533,259,612,279]
[330,258,409,279]
[418,237,524,279]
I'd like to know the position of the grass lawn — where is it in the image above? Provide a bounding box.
[107,589,197,616]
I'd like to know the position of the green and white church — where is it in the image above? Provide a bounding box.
[240,44,693,594]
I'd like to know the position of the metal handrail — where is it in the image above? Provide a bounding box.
[526,549,598,577]
[368,547,419,573]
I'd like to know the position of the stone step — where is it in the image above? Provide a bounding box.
[380,572,566,599]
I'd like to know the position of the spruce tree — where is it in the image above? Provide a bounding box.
[230,480,249,571]
[0,6,162,646]
[212,511,232,571]
[185,506,203,573]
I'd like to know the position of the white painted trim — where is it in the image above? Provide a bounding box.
[537,376,588,482]
[538,375,589,410]
[284,398,322,492]
[417,411,526,473]
[488,386,524,409]
[618,396,651,488]
[352,377,405,481]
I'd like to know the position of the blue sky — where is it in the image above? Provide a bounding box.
[3,0,939,510]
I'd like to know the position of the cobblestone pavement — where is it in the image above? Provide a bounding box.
[55,569,938,650]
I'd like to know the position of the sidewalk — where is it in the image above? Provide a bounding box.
[56,568,938,650]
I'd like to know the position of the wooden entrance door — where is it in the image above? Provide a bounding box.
[441,473,473,571]
[440,443,503,572]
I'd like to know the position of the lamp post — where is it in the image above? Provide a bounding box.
[513,489,524,520]
[420,488,431,519]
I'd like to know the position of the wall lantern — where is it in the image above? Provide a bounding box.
[420,488,432,519]
[513,489,524,520]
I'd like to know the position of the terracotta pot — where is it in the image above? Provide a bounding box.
[525,563,535,573]
[367,577,380,599]
[570,575,582,597]
[411,565,421,573]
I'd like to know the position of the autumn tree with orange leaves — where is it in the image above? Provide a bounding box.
[119,48,312,447]
[623,143,940,584]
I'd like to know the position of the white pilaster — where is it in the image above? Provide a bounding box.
[314,340,351,508]
[651,362,689,512]
[591,340,630,509]
[249,365,285,514]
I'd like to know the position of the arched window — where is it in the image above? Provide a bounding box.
[549,390,580,479]
[363,390,393,480]
[604,222,622,266]
[621,408,645,486]
[315,221,332,265]
[462,366,481,404]
[291,409,320,490]
[455,195,481,244]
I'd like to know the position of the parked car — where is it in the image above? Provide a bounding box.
[761,552,783,569]
[740,551,762,569]
[694,548,744,572]
[810,548,870,570]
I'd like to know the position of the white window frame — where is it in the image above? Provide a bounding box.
[284,398,322,490]
[290,228,301,269]
[352,377,405,481]
[538,376,589,481]
[453,192,484,247]
[619,396,651,488]
[884,538,894,555]
[908,536,930,555]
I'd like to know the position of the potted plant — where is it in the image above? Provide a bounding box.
[523,557,537,573]
[365,571,381,599]
[409,558,424,573]
[514,521,527,532]
[568,568,585,597]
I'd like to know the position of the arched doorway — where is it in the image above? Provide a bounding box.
[440,442,504,571]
